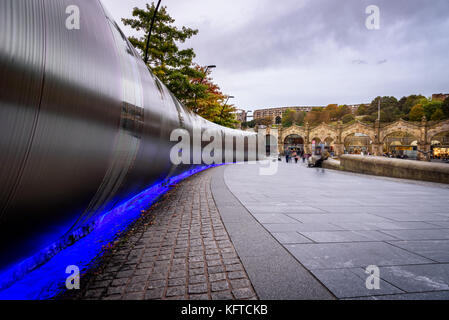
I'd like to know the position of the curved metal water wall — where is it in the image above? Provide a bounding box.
[0,0,257,272]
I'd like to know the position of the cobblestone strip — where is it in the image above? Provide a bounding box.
[68,169,258,300]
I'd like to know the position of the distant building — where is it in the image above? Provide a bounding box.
[234,110,247,123]
[346,104,369,114]
[432,93,449,102]
[252,106,324,123]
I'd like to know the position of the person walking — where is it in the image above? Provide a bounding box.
[292,150,298,164]
[286,153,290,163]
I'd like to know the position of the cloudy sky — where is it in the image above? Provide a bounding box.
[101,0,449,111]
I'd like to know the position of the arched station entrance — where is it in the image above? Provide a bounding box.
[344,133,372,155]
[284,134,304,155]
[383,132,419,159]
[431,132,449,160]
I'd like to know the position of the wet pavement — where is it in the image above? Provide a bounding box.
[69,161,449,300]
[224,161,449,299]
[67,170,257,300]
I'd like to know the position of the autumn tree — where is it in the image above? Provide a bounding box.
[122,3,237,128]
[409,104,425,121]
[324,104,339,121]
[282,109,296,127]
[122,3,204,107]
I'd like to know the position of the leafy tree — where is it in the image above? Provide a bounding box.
[282,109,296,127]
[356,104,368,116]
[362,114,377,123]
[409,104,425,121]
[366,96,399,122]
[336,105,352,120]
[305,109,322,125]
[215,103,238,128]
[192,65,237,127]
[324,104,339,120]
[294,111,306,126]
[422,100,443,120]
[400,95,426,115]
[122,3,238,128]
[256,117,274,127]
[241,120,256,129]
[431,108,445,121]
[122,3,204,107]
[342,114,355,124]
[442,97,449,118]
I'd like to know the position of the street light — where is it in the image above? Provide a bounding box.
[218,96,235,121]
[224,95,235,106]
[200,65,216,84]
[144,0,162,65]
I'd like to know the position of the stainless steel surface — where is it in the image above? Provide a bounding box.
[0,0,255,268]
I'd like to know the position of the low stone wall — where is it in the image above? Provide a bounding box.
[322,158,343,171]
[333,155,449,184]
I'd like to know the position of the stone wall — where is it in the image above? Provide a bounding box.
[333,155,449,184]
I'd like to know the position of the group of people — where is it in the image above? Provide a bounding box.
[285,150,309,164]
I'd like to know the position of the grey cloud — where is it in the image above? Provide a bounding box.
[101,0,449,108]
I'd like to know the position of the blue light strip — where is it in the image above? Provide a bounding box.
[0,164,222,300]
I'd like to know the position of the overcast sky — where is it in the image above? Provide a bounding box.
[100,0,449,111]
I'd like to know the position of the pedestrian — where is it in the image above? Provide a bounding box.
[286,153,290,163]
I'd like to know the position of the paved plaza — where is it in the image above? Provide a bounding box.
[69,161,449,300]
[224,161,449,299]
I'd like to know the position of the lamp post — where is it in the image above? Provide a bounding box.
[219,95,235,121]
[202,65,216,83]
[144,0,162,65]
[224,95,235,106]
[194,65,216,112]
[377,97,381,121]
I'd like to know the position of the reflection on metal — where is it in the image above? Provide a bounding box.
[0,0,256,278]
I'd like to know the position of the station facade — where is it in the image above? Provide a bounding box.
[256,117,449,161]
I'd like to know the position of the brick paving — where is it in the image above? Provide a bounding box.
[66,169,257,300]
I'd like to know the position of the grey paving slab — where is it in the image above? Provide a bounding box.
[285,242,432,270]
[388,240,449,262]
[381,229,449,241]
[253,213,300,224]
[271,232,313,244]
[427,221,449,228]
[246,206,325,214]
[222,162,449,299]
[349,291,449,300]
[299,230,397,243]
[211,166,334,300]
[332,221,441,231]
[370,212,449,222]
[310,268,404,298]
[263,222,345,233]
[287,213,392,224]
[374,264,449,292]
